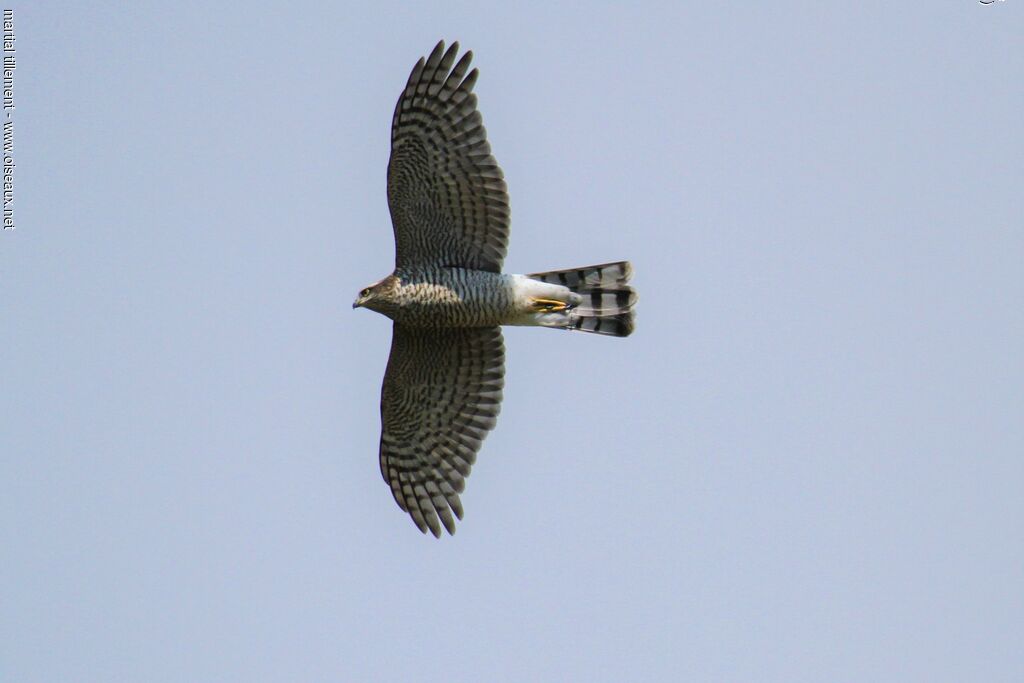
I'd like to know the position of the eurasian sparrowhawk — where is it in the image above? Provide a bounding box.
[354,41,637,536]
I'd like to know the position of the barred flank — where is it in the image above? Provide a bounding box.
[528,261,637,337]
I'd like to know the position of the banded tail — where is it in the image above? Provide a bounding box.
[528,261,637,337]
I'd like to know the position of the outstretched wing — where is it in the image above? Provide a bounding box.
[379,324,505,536]
[387,40,510,272]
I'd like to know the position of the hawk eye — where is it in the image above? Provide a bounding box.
[361,288,371,297]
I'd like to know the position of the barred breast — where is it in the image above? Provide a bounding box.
[391,267,515,327]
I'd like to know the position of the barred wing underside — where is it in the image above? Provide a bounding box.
[379,324,505,536]
[387,40,510,272]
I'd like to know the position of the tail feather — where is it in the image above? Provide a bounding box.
[527,261,637,337]
[573,312,635,337]
[528,261,633,289]
[574,288,639,316]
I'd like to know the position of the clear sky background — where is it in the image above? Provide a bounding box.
[2,2,1022,681]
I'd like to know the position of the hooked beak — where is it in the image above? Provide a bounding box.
[352,298,361,309]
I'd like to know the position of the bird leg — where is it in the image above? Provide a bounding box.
[531,297,569,312]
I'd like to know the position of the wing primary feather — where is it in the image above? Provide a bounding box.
[378,325,504,536]
[387,42,509,272]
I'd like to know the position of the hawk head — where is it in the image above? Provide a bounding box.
[353,275,398,314]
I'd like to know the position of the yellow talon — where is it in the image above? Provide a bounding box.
[532,297,568,312]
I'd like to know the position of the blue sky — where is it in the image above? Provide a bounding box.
[3,2,1022,681]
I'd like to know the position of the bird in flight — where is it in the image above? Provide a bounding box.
[354,41,637,536]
